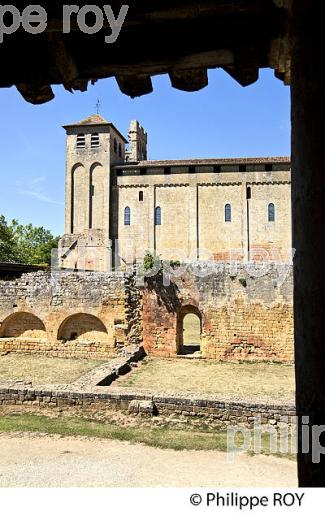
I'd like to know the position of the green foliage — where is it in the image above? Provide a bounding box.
[0,215,20,262]
[239,278,247,288]
[142,252,181,277]
[143,251,162,275]
[170,259,181,269]
[0,215,60,266]
[143,251,156,271]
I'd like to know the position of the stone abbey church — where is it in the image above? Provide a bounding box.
[0,114,294,365]
[59,114,291,271]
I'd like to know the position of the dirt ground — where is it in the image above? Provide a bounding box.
[0,432,297,488]
[0,354,102,385]
[114,358,295,402]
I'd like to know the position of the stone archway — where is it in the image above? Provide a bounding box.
[57,313,108,342]
[177,305,202,356]
[0,312,47,339]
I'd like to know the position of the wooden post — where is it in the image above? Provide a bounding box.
[291,0,325,486]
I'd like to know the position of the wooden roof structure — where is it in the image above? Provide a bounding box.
[0,1,291,104]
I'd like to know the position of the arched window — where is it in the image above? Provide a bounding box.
[268,203,275,222]
[76,133,85,148]
[114,138,118,154]
[155,206,161,226]
[225,204,232,222]
[118,143,122,157]
[139,191,144,202]
[124,206,131,226]
[91,133,100,148]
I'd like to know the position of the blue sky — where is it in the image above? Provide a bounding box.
[0,68,290,236]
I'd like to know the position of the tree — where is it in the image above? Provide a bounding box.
[0,215,19,262]
[0,215,60,265]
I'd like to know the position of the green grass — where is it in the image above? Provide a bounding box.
[183,314,201,346]
[114,358,294,402]
[0,413,296,460]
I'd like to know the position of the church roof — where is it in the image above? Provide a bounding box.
[63,114,128,142]
[63,114,109,127]
[115,156,291,169]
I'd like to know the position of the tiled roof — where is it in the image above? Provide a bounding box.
[63,114,109,127]
[115,156,291,169]
[63,114,128,142]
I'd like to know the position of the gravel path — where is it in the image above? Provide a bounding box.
[0,433,297,487]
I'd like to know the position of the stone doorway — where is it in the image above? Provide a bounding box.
[177,306,202,356]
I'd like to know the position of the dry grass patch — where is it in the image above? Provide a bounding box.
[114,358,294,402]
[0,353,103,385]
[183,313,201,346]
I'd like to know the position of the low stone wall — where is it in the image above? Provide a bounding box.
[0,338,117,360]
[0,384,295,429]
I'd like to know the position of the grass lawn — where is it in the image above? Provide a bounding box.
[114,358,295,402]
[183,313,201,346]
[0,353,102,385]
[0,413,295,459]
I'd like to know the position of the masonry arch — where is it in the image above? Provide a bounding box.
[71,162,86,234]
[176,305,202,355]
[89,162,105,230]
[0,312,47,339]
[57,313,108,342]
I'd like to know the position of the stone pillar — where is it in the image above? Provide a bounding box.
[241,181,247,262]
[188,183,199,259]
[148,185,156,252]
[65,163,73,235]
[291,0,325,486]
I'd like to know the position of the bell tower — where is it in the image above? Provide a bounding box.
[59,114,127,271]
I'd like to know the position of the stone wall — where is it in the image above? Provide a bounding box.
[142,263,294,361]
[0,264,293,362]
[0,384,295,430]
[0,271,141,360]
[0,338,117,360]
[115,164,292,264]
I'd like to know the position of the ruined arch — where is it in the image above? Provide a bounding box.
[57,313,108,342]
[176,305,202,355]
[0,312,47,339]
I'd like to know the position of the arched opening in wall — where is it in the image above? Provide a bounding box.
[57,313,108,342]
[177,306,202,356]
[0,312,47,339]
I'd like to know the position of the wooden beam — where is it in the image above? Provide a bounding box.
[116,75,153,97]
[47,33,79,86]
[223,49,260,86]
[169,68,208,91]
[16,84,55,104]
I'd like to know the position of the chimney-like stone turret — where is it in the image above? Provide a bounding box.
[126,120,148,162]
